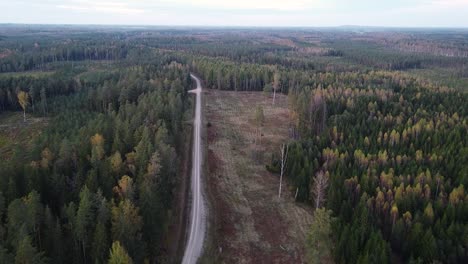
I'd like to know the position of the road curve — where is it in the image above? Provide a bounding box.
[182,74,206,264]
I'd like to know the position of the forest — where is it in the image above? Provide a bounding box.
[0,25,467,263]
[0,26,192,263]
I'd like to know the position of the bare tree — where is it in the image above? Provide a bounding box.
[311,171,329,209]
[278,143,289,198]
[272,71,280,106]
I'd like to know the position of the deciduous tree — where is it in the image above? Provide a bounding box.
[108,241,133,264]
[17,91,28,122]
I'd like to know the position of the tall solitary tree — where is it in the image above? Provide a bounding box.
[17,91,29,122]
[278,143,288,199]
[254,105,265,145]
[311,171,329,209]
[272,71,280,105]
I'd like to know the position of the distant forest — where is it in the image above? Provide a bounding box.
[0,26,467,263]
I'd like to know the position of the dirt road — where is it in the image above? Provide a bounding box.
[182,74,206,264]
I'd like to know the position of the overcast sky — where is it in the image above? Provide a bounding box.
[1,0,468,27]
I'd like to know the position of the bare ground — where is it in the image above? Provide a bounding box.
[204,90,313,264]
[0,112,48,160]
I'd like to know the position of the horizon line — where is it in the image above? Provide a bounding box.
[1,22,468,30]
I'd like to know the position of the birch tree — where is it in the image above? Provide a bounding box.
[278,143,288,198]
[311,171,329,209]
[108,241,133,264]
[17,91,29,122]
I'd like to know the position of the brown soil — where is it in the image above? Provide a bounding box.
[204,90,313,264]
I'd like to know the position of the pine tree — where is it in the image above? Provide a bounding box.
[0,191,4,220]
[134,127,153,176]
[23,191,43,251]
[306,208,334,263]
[0,245,13,264]
[111,199,142,258]
[92,194,110,264]
[7,198,28,246]
[139,152,163,258]
[43,206,63,263]
[75,186,95,261]
[39,87,47,116]
[14,236,45,264]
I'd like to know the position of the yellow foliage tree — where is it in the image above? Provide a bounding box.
[17,91,29,122]
[391,203,399,226]
[110,151,123,174]
[449,185,465,205]
[40,148,54,169]
[108,241,133,264]
[113,175,135,201]
[90,133,105,163]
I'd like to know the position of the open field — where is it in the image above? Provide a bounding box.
[0,111,48,160]
[0,71,55,78]
[205,90,313,263]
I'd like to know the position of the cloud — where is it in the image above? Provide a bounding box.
[162,0,332,11]
[430,0,468,8]
[57,0,145,15]
[396,0,468,13]
[2,0,468,27]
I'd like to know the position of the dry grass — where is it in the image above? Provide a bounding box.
[0,112,48,160]
[205,90,313,264]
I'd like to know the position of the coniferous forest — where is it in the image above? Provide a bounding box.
[0,25,467,263]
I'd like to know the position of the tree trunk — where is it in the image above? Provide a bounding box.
[312,171,329,209]
[82,240,86,263]
[278,144,288,198]
[272,88,276,106]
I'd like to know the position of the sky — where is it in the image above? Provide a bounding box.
[1,0,468,27]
